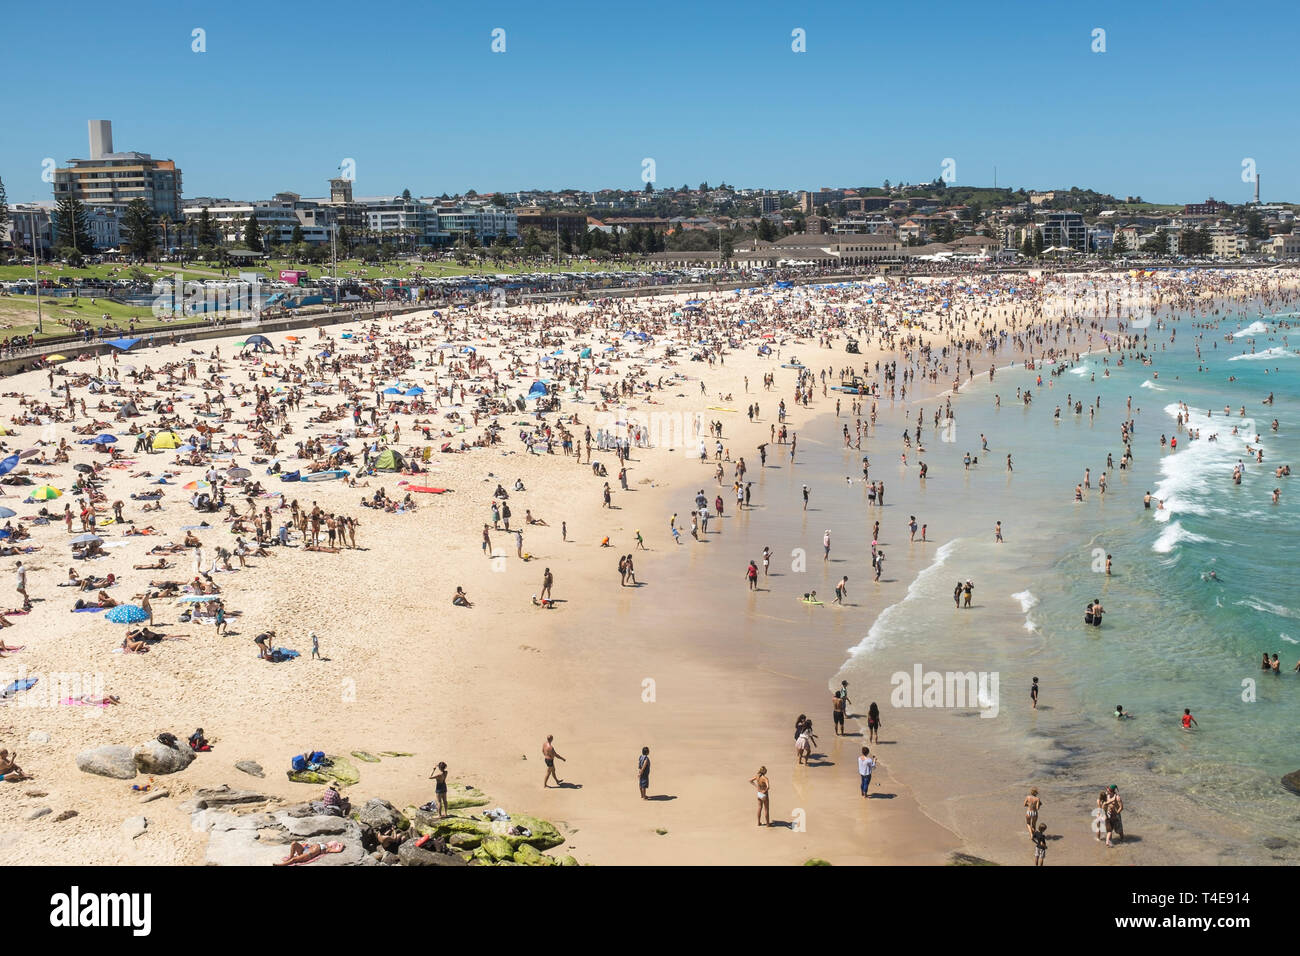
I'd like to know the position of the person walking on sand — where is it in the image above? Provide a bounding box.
[310,630,320,660]
[542,734,566,787]
[1024,787,1041,834]
[823,529,831,561]
[540,567,553,602]
[15,561,29,611]
[1032,823,1048,866]
[750,767,771,826]
[1030,676,1040,710]
[637,746,651,799]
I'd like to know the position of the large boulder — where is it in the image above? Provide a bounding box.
[356,798,407,831]
[187,785,271,810]
[481,835,514,861]
[76,745,137,780]
[1283,770,1300,796]
[397,841,470,867]
[513,842,551,866]
[496,814,565,851]
[133,739,196,775]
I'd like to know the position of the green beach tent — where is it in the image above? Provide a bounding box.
[373,448,405,472]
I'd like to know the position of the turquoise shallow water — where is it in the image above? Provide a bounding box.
[831,304,1300,861]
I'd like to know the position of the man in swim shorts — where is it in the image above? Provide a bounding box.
[542,734,566,787]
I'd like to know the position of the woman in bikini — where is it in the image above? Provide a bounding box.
[1024,787,1041,835]
[749,767,771,826]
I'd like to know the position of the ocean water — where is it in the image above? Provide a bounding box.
[828,306,1300,863]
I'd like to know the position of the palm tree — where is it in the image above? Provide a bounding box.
[158,214,171,262]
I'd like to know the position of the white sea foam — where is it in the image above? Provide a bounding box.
[1227,347,1295,362]
[1140,380,1165,390]
[1011,590,1039,612]
[1282,633,1298,645]
[1151,403,1254,524]
[1068,365,1089,376]
[1233,321,1272,337]
[1152,520,1210,554]
[1234,597,1299,620]
[847,540,956,657]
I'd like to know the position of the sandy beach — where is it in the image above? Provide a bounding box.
[1,267,1295,866]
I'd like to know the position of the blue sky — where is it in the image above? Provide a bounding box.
[3,0,1295,204]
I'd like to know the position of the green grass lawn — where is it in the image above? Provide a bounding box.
[0,256,651,286]
[0,293,172,339]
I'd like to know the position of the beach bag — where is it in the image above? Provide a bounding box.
[291,754,308,772]
[309,750,327,765]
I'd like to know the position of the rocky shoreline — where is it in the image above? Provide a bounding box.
[187,783,578,866]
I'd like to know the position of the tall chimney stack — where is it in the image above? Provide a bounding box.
[1255,173,1260,205]
[88,119,113,159]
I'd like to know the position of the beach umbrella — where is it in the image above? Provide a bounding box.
[152,432,180,450]
[73,463,94,473]
[29,485,62,500]
[405,386,425,396]
[382,386,403,395]
[227,467,251,480]
[18,449,41,460]
[105,604,148,624]
[0,507,15,519]
[183,480,212,491]
[0,454,18,478]
[94,433,118,444]
[70,533,102,545]
[45,354,68,362]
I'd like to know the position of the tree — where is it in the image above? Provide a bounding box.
[1111,231,1129,255]
[491,194,507,207]
[1244,209,1267,240]
[196,206,217,246]
[1032,230,1044,256]
[122,199,157,259]
[401,188,412,201]
[1141,229,1168,256]
[291,223,304,244]
[244,213,263,251]
[1021,232,1035,257]
[53,197,94,255]
[757,217,777,242]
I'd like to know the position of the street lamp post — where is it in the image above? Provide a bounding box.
[30,211,42,335]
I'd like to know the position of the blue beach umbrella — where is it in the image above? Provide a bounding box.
[105,604,149,624]
[94,433,118,444]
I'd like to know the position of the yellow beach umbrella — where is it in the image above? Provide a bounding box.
[45,354,68,362]
[30,485,62,500]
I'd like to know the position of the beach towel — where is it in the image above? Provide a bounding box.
[286,754,360,787]
[72,605,109,612]
[0,677,38,698]
[350,750,381,763]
